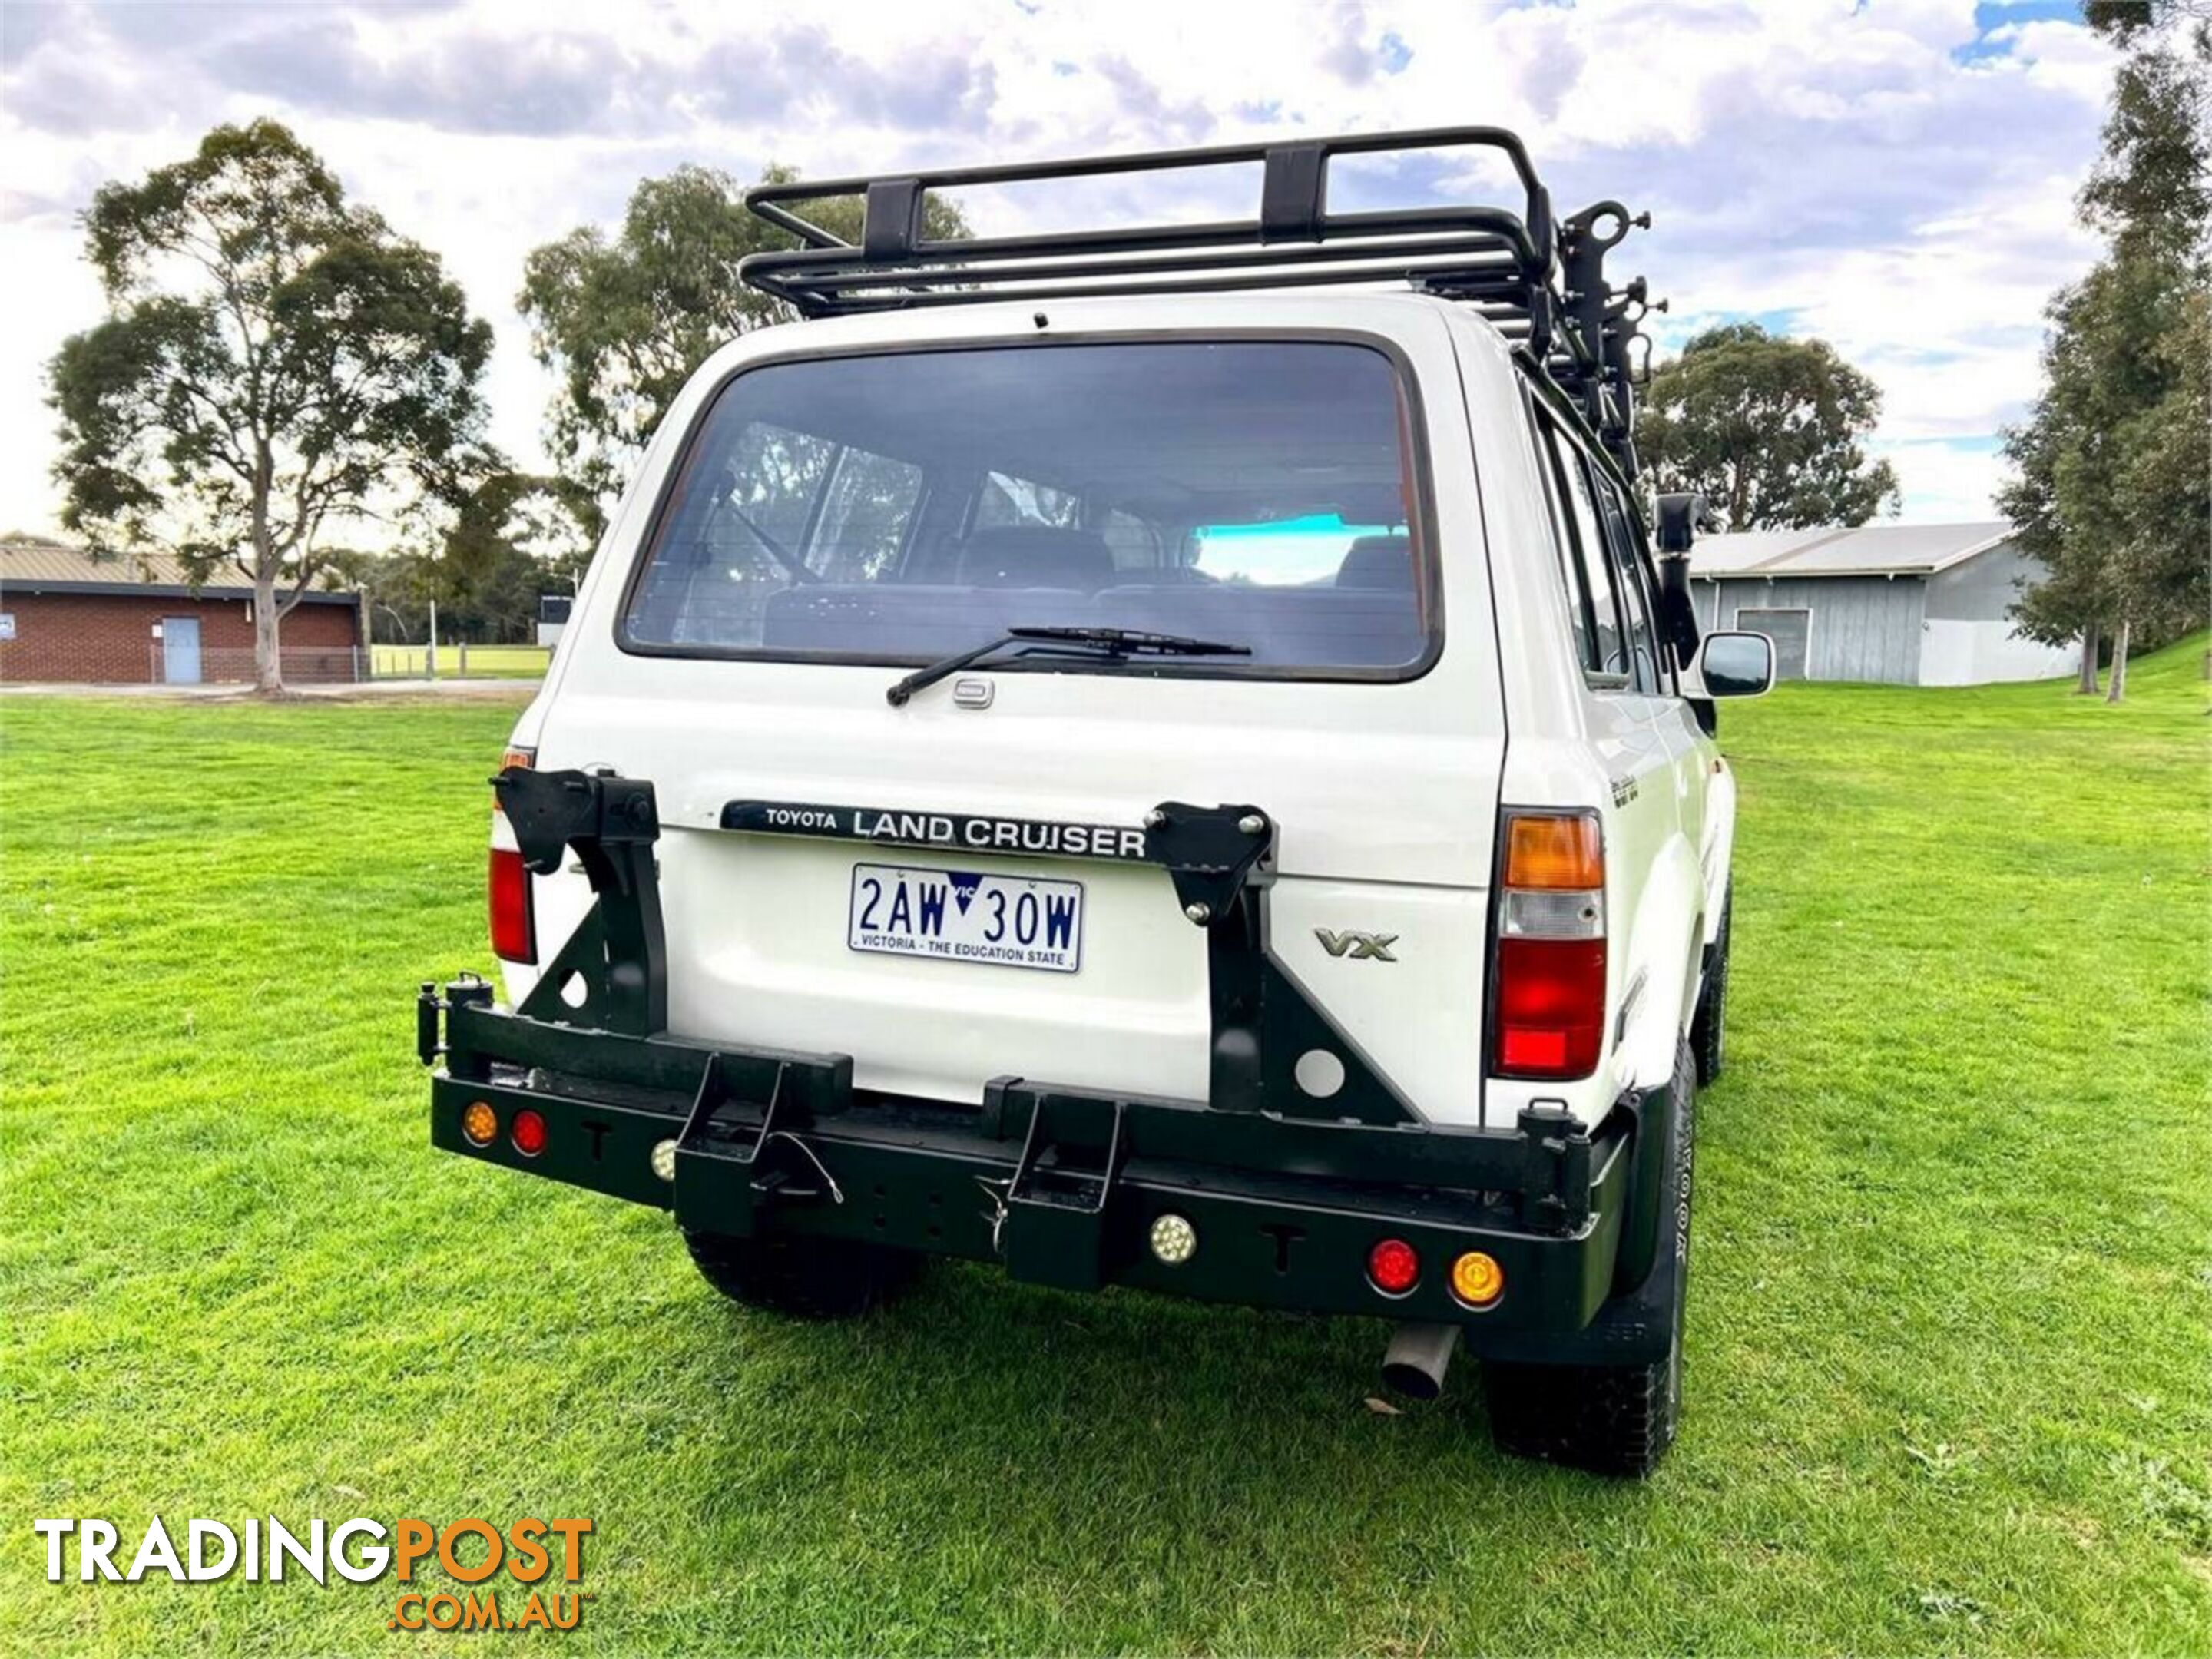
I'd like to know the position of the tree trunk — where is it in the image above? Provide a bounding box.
[2075,624,2100,695]
[253,567,283,694]
[2104,618,2130,705]
[249,442,281,693]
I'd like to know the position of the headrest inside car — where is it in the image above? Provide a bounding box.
[1336,535,1414,590]
[956,525,1115,590]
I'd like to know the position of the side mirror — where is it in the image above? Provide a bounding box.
[1695,631,1774,698]
[1655,492,1704,555]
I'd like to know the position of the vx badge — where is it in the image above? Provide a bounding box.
[1314,928,1398,962]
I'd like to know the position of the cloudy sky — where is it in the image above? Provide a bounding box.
[0,0,2114,536]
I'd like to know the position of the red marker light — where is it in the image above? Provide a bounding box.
[488,846,536,964]
[1367,1237,1420,1296]
[510,1109,548,1157]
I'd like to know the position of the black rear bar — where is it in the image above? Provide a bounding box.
[422,991,1630,1333]
[432,994,1606,1214]
[426,764,1650,1338]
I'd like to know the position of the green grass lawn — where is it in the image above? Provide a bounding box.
[3,641,2207,1655]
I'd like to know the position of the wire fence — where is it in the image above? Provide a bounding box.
[146,643,552,686]
[366,643,552,680]
[155,645,370,686]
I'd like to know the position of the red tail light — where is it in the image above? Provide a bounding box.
[1492,810,1607,1081]
[489,846,536,963]
[1494,937,1607,1077]
[1367,1237,1420,1296]
[509,1108,548,1157]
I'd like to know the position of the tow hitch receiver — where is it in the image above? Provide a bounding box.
[670,1054,855,1238]
[989,1091,1129,1292]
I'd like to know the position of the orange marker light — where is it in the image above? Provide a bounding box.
[1449,1251,1505,1308]
[461,1101,498,1146]
[492,747,535,813]
[1504,814,1604,890]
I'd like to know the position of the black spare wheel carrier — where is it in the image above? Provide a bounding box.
[421,767,1618,1301]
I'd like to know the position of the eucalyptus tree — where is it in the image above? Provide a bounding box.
[50,120,493,690]
[519,164,969,528]
[1637,323,1900,533]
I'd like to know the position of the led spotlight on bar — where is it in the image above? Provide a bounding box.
[1148,1213,1198,1266]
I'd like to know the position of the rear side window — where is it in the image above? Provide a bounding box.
[1588,469,1664,693]
[622,342,1435,677]
[975,472,1081,531]
[1535,414,1628,681]
[628,420,902,647]
[813,448,924,583]
[1529,419,1593,669]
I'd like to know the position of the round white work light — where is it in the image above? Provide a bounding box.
[1149,1213,1199,1266]
[651,1138,679,1184]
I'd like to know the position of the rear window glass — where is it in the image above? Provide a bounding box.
[623,342,1432,676]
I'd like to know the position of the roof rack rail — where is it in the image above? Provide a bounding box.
[739,127,1661,473]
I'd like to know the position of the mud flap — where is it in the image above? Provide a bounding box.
[1469,1074,1689,1367]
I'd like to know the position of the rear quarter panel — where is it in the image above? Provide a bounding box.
[1445,313,1707,1128]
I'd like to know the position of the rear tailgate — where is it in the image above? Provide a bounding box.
[535,667,1499,1117]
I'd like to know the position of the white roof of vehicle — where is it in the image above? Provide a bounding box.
[778,289,1496,364]
[1689,521,2013,579]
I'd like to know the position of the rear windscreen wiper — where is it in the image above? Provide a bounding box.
[886,625,1252,707]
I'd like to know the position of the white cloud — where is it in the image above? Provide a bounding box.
[0,0,2118,535]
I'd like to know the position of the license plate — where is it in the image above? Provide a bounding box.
[847,863,1084,974]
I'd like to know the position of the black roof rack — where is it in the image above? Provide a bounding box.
[739,127,1661,473]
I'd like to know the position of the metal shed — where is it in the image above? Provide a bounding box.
[1688,522,2076,686]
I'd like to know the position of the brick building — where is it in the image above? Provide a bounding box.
[0,535,366,685]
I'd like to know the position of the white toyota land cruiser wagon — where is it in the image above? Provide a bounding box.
[417,127,1775,1477]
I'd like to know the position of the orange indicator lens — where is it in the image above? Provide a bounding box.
[461,1101,498,1146]
[1504,814,1604,891]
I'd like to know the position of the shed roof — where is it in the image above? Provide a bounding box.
[2,535,202,587]
[1688,521,2012,579]
[0,535,356,604]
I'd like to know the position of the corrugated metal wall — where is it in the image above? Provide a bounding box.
[1694,576,1928,684]
[1923,540,2024,621]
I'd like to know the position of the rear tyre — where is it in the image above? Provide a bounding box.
[1480,1037,1695,1479]
[680,1228,922,1320]
[1690,891,1730,1086]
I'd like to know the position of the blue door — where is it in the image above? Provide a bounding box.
[162,616,201,684]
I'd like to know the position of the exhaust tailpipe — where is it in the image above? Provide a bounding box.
[1381,1321,1461,1401]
